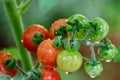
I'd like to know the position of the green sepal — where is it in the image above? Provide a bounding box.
[32,32,44,46]
[53,36,63,49]
[4,57,16,69]
[54,25,67,38]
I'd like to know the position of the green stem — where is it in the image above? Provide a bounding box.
[19,0,33,14]
[90,43,96,61]
[71,27,76,42]
[16,64,28,76]
[3,0,33,71]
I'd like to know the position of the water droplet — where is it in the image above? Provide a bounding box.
[90,75,96,78]
[21,40,23,43]
[65,72,72,75]
[105,60,111,62]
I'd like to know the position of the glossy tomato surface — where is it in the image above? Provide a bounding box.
[98,44,118,62]
[84,61,103,78]
[66,14,89,39]
[90,18,109,41]
[0,52,17,77]
[22,24,49,52]
[41,67,61,80]
[57,50,82,72]
[37,39,60,67]
[49,19,67,39]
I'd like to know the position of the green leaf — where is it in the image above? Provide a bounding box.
[2,48,20,60]
[0,76,10,80]
[39,0,59,14]
[113,46,120,62]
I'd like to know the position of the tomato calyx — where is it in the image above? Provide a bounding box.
[32,32,44,46]
[4,57,16,70]
[54,25,67,38]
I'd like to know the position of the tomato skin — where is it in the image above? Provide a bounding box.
[98,44,118,62]
[49,19,67,39]
[57,50,82,72]
[41,67,61,80]
[0,52,17,77]
[37,39,60,67]
[84,61,103,78]
[22,24,49,52]
[66,14,89,39]
[90,18,109,41]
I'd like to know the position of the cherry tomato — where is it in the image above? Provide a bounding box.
[22,24,49,52]
[90,18,109,41]
[66,14,89,39]
[98,44,118,62]
[41,67,61,80]
[37,39,60,67]
[49,19,67,39]
[0,52,17,77]
[57,50,82,72]
[84,61,103,78]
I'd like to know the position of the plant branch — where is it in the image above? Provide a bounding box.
[90,43,96,61]
[18,0,34,14]
[3,0,33,71]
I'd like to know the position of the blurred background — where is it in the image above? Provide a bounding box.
[0,0,120,80]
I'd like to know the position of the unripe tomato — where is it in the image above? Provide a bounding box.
[0,52,17,77]
[22,24,49,52]
[90,18,109,41]
[37,39,60,67]
[98,44,118,62]
[66,14,89,39]
[49,19,67,39]
[57,50,82,72]
[84,61,103,78]
[41,67,61,80]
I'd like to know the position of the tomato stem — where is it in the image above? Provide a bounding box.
[90,43,96,61]
[18,0,34,14]
[3,0,33,71]
[16,64,28,76]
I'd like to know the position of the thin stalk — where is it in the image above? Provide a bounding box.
[71,27,76,42]
[90,44,96,61]
[19,0,33,14]
[3,0,33,71]
[16,64,28,76]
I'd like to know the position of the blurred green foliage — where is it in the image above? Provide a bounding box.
[0,0,120,49]
[0,0,120,80]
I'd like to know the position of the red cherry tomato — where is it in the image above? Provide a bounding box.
[37,39,60,67]
[41,67,61,80]
[49,19,67,39]
[0,52,17,77]
[22,24,49,52]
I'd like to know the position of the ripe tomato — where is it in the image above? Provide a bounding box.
[0,52,17,77]
[66,14,89,39]
[57,50,82,72]
[84,61,103,78]
[37,39,60,67]
[22,24,49,52]
[98,44,118,62]
[90,18,109,41]
[49,19,67,39]
[41,67,61,80]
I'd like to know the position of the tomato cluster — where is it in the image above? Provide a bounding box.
[15,14,118,79]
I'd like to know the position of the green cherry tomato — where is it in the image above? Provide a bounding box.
[90,17,109,41]
[84,61,103,78]
[66,14,89,39]
[98,44,118,62]
[57,50,82,72]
